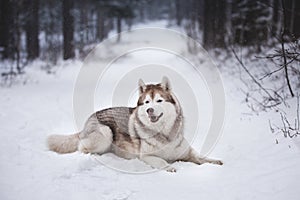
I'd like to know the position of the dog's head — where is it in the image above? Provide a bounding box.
[136,77,180,130]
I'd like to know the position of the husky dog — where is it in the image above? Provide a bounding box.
[47,77,222,172]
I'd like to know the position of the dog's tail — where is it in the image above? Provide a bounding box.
[47,133,80,154]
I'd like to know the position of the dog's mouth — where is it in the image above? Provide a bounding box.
[149,113,163,123]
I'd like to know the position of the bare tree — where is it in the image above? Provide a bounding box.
[62,0,75,60]
[269,94,300,139]
[281,0,294,97]
[25,0,40,60]
[203,0,227,49]
[0,0,15,59]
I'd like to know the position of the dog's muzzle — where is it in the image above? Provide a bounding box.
[149,113,163,123]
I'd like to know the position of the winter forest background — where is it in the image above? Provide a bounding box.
[1,0,300,108]
[1,0,300,65]
[0,1,300,199]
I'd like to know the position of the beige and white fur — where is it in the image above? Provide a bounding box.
[47,77,222,172]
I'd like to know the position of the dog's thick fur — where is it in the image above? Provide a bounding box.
[47,77,222,172]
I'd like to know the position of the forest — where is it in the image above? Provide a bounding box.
[1,0,299,111]
[1,0,299,66]
[0,1,300,199]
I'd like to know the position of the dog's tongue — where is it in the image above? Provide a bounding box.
[150,116,157,121]
[149,113,163,122]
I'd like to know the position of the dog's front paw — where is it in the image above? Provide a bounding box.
[165,166,177,173]
[212,160,223,165]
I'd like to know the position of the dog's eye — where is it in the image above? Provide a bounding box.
[145,100,150,104]
[157,99,163,103]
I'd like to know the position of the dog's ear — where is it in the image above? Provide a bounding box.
[138,79,146,94]
[161,76,171,91]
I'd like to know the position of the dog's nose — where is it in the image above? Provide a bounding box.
[146,108,154,114]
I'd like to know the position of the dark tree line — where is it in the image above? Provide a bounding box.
[175,0,300,50]
[0,0,18,60]
[171,0,300,113]
[1,0,300,71]
[0,0,141,69]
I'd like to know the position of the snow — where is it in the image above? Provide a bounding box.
[0,21,300,200]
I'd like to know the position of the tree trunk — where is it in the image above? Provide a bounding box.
[97,9,105,41]
[175,0,182,26]
[289,0,295,35]
[63,0,75,60]
[25,0,40,60]
[283,0,292,37]
[203,0,214,49]
[0,0,15,59]
[281,0,294,97]
[196,0,204,31]
[291,0,300,39]
[271,0,280,37]
[215,0,226,48]
[116,16,121,42]
[203,0,226,49]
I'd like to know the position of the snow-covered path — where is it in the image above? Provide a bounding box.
[0,23,299,200]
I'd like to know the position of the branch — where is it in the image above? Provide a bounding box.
[259,66,284,80]
[281,0,295,97]
[231,46,277,101]
[297,94,300,130]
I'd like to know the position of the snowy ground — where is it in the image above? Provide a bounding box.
[0,22,300,200]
